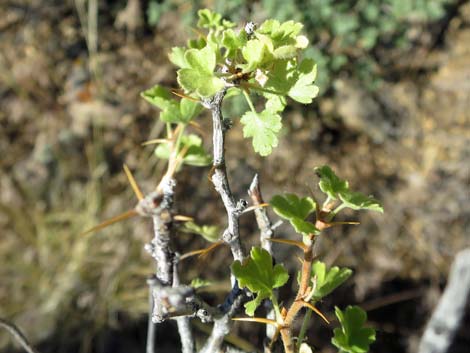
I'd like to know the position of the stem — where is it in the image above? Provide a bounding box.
[271,295,282,321]
[242,90,256,113]
[205,89,245,262]
[331,203,347,217]
[297,309,312,351]
[146,278,156,353]
[0,318,40,353]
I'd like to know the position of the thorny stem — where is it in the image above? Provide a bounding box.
[0,318,40,353]
[203,89,245,262]
[279,219,330,353]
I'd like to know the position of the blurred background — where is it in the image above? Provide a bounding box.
[0,0,469,352]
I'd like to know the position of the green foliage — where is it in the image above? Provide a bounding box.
[332,306,376,353]
[232,247,289,316]
[155,134,211,167]
[315,166,383,213]
[180,221,220,243]
[299,261,353,300]
[146,0,455,92]
[190,277,213,289]
[144,9,320,157]
[240,110,282,156]
[177,46,226,97]
[270,194,319,235]
[141,85,202,123]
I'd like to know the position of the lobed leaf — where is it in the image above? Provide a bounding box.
[232,247,289,316]
[240,110,282,156]
[177,45,225,98]
[270,194,319,235]
[332,306,376,353]
[315,165,383,213]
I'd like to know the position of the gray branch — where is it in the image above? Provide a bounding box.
[174,257,195,353]
[203,91,246,263]
[248,174,274,255]
[0,318,40,353]
[418,248,470,353]
[138,177,195,352]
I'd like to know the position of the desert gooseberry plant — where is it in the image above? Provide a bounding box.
[84,9,382,353]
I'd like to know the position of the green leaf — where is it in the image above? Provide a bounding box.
[177,45,225,97]
[332,306,376,353]
[179,98,203,122]
[339,192,383,213]
[311,261,352,299]
[155,134,211,167]
[190,277,213,289]
[288,59,319,104]
[258,19,304,47]
[241,39,273,72]
[180,221,220,243]
[168,47,188,68]
[315,165,349,200]
[197,9,234,30]
[141,85,183,123]
[270,194,319,235]
[141,85,202,123]
[240,110,282,156]
[271,194,315,220]
[315,165,383,213]
[222,29,247,57]
[232,247,289,316]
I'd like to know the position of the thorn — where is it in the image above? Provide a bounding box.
[180,241,223,261]
[81,209,138,236]
[324,221,360,229]
[171,90,200,102]
[207,165,216,182]
[141,138,170,146]
[267,238,308,251]
[232,317,279,327]
[302,301,330,325]
[174,215,194,222]
[242,203,269,214]
[123,164,144,201]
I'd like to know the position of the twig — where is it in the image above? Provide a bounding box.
[248,174,274,255]
[173,256,195,353]
[146,277,157,353]
[418,248,470,353]
[0,318,40,353]
[248,174,277,345]
[202,90,246,262]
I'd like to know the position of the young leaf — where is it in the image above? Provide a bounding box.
[339,192,383,212]
[197,9,235,31]
[155,134,211,167]
[270,194,319,235]
[240,110,282,156]
[315,165,383,213]
[141,85,200,123]
[168,47,188,68]
[288,59,319,104]
[241,39,273,72]
[310,261,353,300]
[232,247,289,316]
[332,306,376,353]
[177,45,225,97]
[315,165,349,200]
[180,221,220,243]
